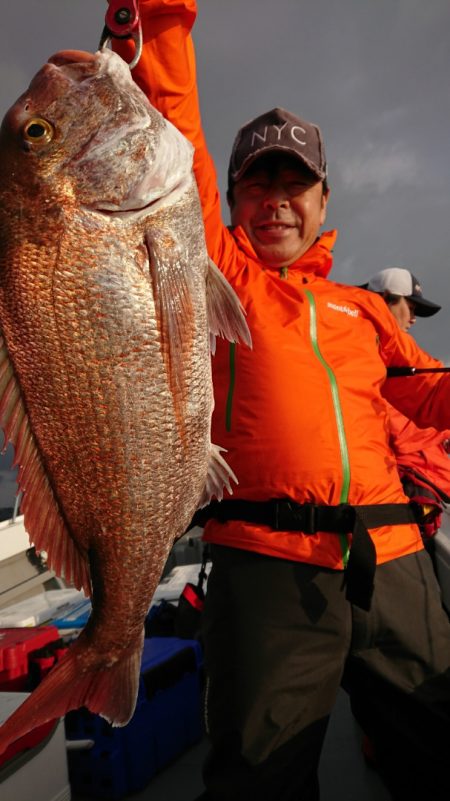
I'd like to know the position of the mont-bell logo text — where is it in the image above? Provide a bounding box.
[327,302,359,318]
[251,123,307,149]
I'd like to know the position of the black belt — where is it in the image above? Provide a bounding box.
[195,499,418,612]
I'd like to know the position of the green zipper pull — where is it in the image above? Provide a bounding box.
[280,266,289,280]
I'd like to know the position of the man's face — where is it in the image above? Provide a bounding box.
[229,154,329,268]
[388,296,417,332]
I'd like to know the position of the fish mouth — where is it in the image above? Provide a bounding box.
[88,174,192,219]
[49,51,97,66]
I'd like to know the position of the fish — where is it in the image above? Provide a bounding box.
[0,48,250,755]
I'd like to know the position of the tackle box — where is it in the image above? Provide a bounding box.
[51,596,92,630]
[0,627,70,778]
[0,626,61,691]
[65,636,204,800]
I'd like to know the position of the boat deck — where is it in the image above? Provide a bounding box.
[71,689,391,801]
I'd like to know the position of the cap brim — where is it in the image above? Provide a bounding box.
[411,297,441,317]
[357,285,441,317]
[231,145,326,183]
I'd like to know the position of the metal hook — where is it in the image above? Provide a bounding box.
[98,0,143,69]
[99,23,142,69]
[128,24,143,70]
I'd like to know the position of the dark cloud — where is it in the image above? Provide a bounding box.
[194,1,450,360]
[1,0,448,360]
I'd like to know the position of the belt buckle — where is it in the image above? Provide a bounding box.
[274,501,316,533]
[337,503,355,532]
[301,503,316,534]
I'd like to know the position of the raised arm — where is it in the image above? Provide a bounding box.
[113,0,225,258]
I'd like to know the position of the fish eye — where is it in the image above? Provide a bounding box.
[23,118,54,145]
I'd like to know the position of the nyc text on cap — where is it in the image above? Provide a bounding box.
[228,107,327,184]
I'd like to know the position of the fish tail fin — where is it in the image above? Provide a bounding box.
[199,443,238,507]
[207,258,252,353]
[0,631,144,757]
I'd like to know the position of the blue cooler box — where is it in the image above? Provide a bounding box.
[65,637,204,799]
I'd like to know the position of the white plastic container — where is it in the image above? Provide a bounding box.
[0,692,71,801]
[0,588,88,628]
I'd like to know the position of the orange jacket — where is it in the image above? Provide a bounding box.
[388,404,450,498]
[118,0,450,569]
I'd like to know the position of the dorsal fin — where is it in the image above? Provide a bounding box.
[0,335,91,596]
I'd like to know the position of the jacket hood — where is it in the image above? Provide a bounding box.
[232,226,337,278]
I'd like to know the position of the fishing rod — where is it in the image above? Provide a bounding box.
[387,366,450,377]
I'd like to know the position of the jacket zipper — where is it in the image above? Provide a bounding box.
[305,289,351,566]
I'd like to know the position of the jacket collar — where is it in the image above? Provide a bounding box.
[232,226,337,279]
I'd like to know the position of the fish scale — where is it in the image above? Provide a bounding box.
[0,47,250,752]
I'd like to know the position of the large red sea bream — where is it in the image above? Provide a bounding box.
[0,48,250,753]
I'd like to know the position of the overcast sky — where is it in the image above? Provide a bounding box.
[0,1,449,504]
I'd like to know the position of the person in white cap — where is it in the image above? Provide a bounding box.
[363,267,441,331]
[364,268,450,557]
[360,267,450,767]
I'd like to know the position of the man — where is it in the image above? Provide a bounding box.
[365,267,450,553]
[116,4,450,799]
[363,266,442,330]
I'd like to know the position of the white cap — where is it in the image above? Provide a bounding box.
[362,268,441,318]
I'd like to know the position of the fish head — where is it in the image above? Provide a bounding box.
[0,49,194,214]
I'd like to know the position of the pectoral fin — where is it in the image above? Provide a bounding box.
[206,258,252,353]
[145,228,195,395]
